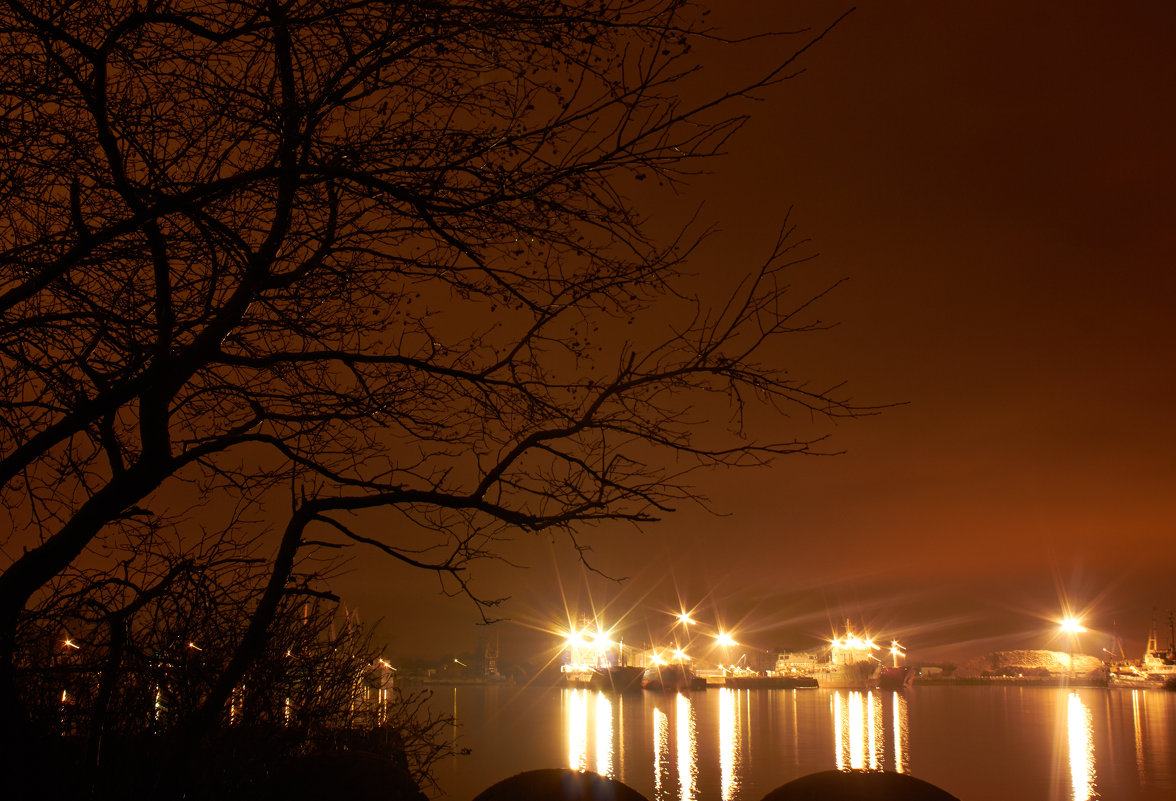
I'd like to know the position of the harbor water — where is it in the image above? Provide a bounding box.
[427,683,1176,800]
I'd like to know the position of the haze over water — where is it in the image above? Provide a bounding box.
[429,685,1176,800]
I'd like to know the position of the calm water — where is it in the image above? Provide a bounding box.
[426,684,1176,801]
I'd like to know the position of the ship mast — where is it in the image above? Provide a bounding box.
[1169,610,1176,659]
[1108,620,1126,662]
[1144,609,1159,659]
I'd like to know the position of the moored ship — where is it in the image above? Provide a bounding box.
[1109,611,1176,689]
[642,660,702,692]
[726,673,818,689]
[560,622,645,691]
[815,622,882,689]
[816,659,879,689]
[874,665,914,690]
[873,641,913,690]
[592,664,644,692]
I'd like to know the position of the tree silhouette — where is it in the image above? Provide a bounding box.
[18,528,452,797]
[1,0,856,795]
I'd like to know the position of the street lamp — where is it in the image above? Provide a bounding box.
[672,611,696,660]
[714,631,737,671]
[889,640,905,668]
[1060,616,1086,679]
[590,628,614,668]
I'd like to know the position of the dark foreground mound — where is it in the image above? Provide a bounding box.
[472,768,647,801]
[469,768,959,801]
[759,770,960,801]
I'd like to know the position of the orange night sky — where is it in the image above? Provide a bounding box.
[341,1,1176,663]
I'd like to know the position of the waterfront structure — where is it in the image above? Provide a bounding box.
[560,625,644,690]
[774,650,820,676]
[1108,610,1176,688]
[814,623,882,689]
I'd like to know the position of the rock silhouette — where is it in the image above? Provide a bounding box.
[759,769,961,800]
[469,768,960,801]
[471,769,648,801]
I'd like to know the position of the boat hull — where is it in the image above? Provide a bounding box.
[562,665,644,691]
[1109,669,1176,690]
[816,661,879,689]
[592,665,644,692]
[874,666,914,691]
[642,664,700,692]
[726,675,818,689]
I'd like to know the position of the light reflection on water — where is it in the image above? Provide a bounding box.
[718,688,741,801]
[567,687,909,797]
[565,687,589,772]
[831,690,908,773]
[563,689,620,777]
[1067,692,1095,801]
[597,691,615,777]
[472,686,1176,801]
[1133,689,1145,778]
[653,706,668,799]
[893,689,909,773]
[675,693,698,801]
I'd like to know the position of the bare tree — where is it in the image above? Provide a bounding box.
[18,530,455,798]
[1,0,858,794]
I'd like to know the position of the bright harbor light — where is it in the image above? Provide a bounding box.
[1060,616,1087,634]
[831,627,881,653]
[592,629,614,649]
[715,631,737,647]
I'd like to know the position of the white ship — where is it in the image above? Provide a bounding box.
[815,622,882,689]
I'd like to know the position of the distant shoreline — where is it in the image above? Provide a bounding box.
[915,676,1107,688]
[402,675,1143,690]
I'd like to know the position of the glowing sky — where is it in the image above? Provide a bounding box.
[344,1,1176,662]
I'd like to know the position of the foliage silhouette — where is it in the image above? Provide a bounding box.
[1,0,858,796]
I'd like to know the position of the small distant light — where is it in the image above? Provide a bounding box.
[64,639,80,649]
[187,642,202,651]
